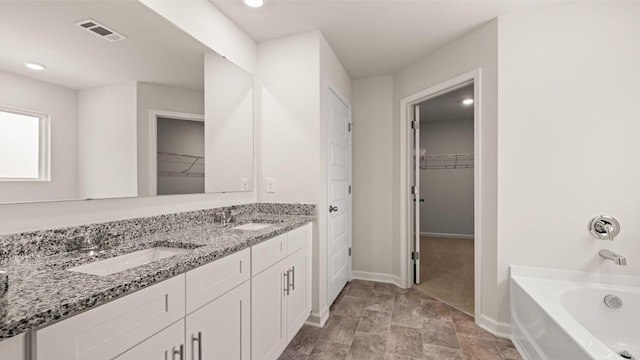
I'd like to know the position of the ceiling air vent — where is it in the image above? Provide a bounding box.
[74,19,127,42]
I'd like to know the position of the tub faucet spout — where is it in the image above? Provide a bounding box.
[599,249,627,266]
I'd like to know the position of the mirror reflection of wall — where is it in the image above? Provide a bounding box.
[205,53,254,193]
[0,0,254,205]
[156,117,205,196]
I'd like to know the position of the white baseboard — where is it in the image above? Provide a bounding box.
[477,314,512,339]
[305,306,329,328]
[352,271,405,288]
[420,232,474,240]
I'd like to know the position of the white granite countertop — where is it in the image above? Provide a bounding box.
[0,212,313,339]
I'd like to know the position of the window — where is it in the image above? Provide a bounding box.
[0,106,49,181]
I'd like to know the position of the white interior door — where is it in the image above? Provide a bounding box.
[327,88,351,305]
[413,105,421,284]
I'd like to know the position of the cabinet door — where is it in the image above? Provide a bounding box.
[186,281,250,360]
[251,261,286,360]
[285,246,310,342]
[114,320,184,360]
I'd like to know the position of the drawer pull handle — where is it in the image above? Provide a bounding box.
[192,332,202,360]
[291,266,295,291]
[284,272,290,295]
[173,344,184,360]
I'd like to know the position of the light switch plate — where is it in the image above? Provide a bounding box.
[240,178,249,191]
[266,178,276,193]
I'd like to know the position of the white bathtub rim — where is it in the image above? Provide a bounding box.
[510,266,640,360]
[511,266,640,288]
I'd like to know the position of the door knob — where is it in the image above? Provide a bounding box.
[329,205,339,213]
[412,199,425,202]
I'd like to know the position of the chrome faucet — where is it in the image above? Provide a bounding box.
[67,235,101,252]
[599,249,627,266]
[66,228,121,253]
[220,208,235,227]
[589,215,620,241]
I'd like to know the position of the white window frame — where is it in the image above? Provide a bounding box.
[0,105,50,182]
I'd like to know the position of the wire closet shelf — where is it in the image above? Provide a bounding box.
[157,151,204,177]
[420,153,474,170]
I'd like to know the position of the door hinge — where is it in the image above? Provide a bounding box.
[348,185,352,194]
[348,123,352,132]
[348,247,352,256]
[411,251,420,260]
[411,120,419,130]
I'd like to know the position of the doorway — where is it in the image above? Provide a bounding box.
[400,69,482,319]
[148,110,205,196]
[413,83,475,314]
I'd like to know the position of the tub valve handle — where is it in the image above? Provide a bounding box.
[588,215,620,241]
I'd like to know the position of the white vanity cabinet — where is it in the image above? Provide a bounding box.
[251,224,312,360]
[19,223,311,360]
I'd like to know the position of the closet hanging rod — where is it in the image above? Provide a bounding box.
[420,153,474,170]
[157,151,203,159]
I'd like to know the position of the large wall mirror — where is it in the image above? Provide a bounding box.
[0,0,254,204]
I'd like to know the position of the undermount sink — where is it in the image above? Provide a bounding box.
[68,247,190,276]
[232,223,274,231]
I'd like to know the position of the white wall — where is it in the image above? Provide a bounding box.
[258,32,320,203]
[78,83,138,199]
[420,119,474,236]
[393,19,499,325]
[351,76,394,278]
[257,30,351,324]
[497,2,640,326]
[0,0,257,235]
[136,82,204,197]
[0,70,78,203]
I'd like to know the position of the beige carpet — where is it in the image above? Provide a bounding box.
[414,236,474,314]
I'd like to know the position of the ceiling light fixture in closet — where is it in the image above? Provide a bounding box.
[25,62,46,71]
[244,0,264,8]
[462,98,474,105]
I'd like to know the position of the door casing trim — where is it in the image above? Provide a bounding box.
[399,68,482,319]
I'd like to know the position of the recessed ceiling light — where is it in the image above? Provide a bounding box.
[25,62,46,71]
[244,0,263,7]
[462,98,474,105]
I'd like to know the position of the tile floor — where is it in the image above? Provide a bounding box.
[280,280,521,360]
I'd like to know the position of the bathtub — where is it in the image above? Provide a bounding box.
[510,266,640,360]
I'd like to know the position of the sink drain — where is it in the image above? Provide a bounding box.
[604,294,623,309]
[620,350,634,359]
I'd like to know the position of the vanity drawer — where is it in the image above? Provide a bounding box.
[252,233,287,276]
[186,247,250,314]
[287,223,311,255]
[33,275,185,360]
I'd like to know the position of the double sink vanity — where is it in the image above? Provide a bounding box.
[0,203,314,360]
